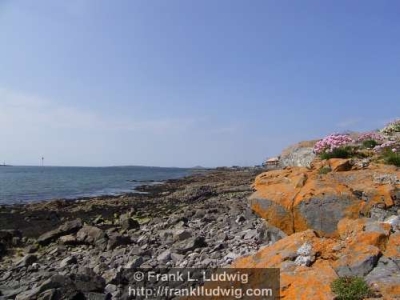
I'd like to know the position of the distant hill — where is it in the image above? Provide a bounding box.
[191,165,206,169]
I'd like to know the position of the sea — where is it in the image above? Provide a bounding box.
[0,166,193,205]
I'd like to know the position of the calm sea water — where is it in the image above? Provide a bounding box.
[0,166,192,205]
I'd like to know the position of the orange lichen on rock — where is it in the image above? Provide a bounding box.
[280,260,337,300]
[385,232,400,259]
[249,161,400,237]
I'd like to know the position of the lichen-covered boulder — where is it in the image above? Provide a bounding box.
[231,218,400,299]
[249,163,399,237]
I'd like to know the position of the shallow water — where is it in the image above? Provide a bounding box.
[0,166,191,204]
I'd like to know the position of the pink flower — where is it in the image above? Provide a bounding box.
[313,133,353,154]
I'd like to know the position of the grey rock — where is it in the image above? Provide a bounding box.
[224,252,240,261]
[124,256,144,269]
[173,237,207,254]
[294,256,314,267]
[369,207,391,221]
[243,229,257,240]
[77,226,108,249]
[279,145,315,168]
[258,223,287,243]
[105,284,117,293]
[18,254,38,267]
[85,292,108,300]
[107,234,131,250]
[121,218,140,231]
[366,257,400,287]
[235,215,246,224]
[170,253,185,263]
[298,195,359,235]
[15,287,41,300]
[384,215,400,231]
[58,235,78,245]
[60,256,77,268]
[173,229,192,241]
[25,244,38,254]
[157,250,172,263]
[297,242,313,256]
[37,289,60,300]
[74,268,106,293]
[335,246,380,277]
[37,219,82,246]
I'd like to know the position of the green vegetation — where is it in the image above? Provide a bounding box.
[331,277,372,300]
[318,166,332,175]
[361,139,378,149]
[320,147,353,160]
[382,150,400,167]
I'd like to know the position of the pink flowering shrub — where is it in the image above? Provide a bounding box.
[373,141,397,153]
[313,134,354,155]
[356,132,384,143]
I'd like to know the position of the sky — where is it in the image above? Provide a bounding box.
[0,0,399,167]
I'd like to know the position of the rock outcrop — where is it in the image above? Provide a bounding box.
[232,217,400,299]
[249,159,400,237]
[279,140,317,168]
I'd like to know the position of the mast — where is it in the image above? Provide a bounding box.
[41,157,44,167]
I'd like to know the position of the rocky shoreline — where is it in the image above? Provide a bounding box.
[0,167,285,299]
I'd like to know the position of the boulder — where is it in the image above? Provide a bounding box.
[107,234,131,250]
[60,256,77,268]
[37,219,83,246]
[121,218,140,231]
[249,164,400,237]
[366,257,400,298]
[17,254,37,267]
[173,237,207,254]
[76,226,108,249]
[157,250,172,263]
[279,140,317,168]
[124,256,144,269]
[173,229,192,242]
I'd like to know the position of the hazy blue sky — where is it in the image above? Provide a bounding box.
[0,0,399,167]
